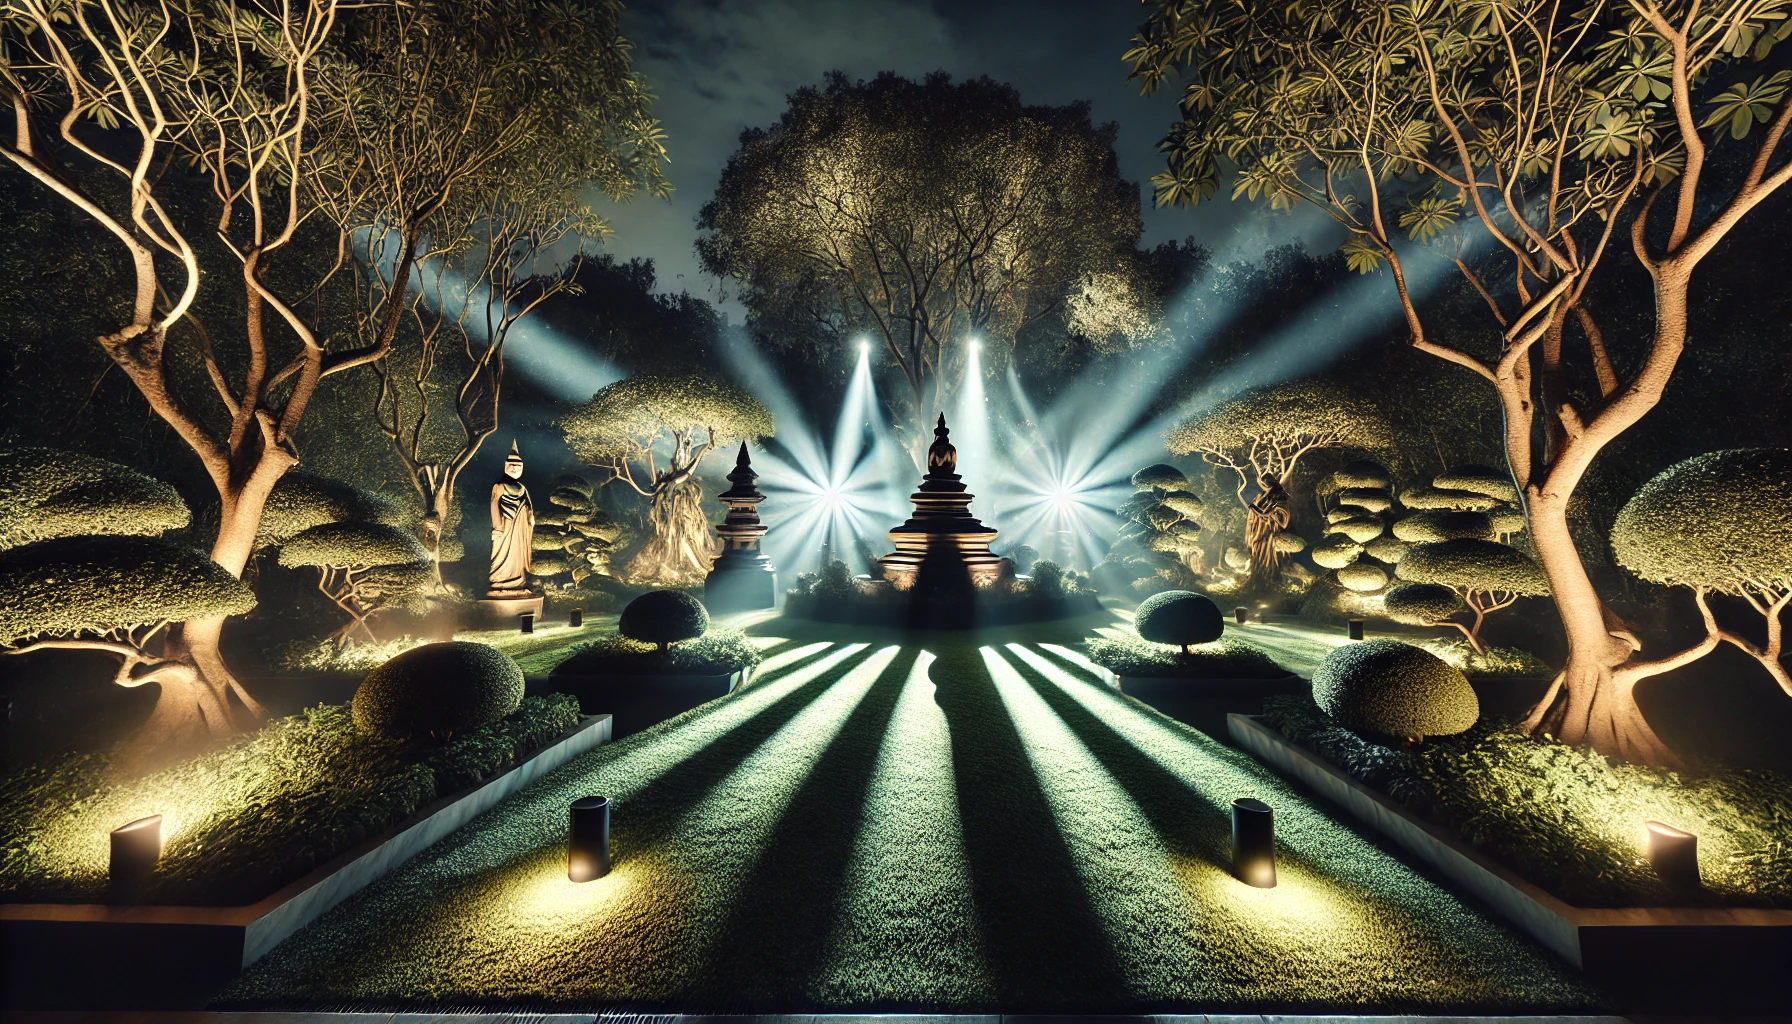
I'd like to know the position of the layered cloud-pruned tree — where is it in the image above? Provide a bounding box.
[1611,449,1792,696]
[697,71,1149,452]
[1,0,378,741]
[249,472,409,550]
[561,376,774,585]
[278,522,430,648]
[1168,379,1390,584]
[1128,0,1792,763]
[0,451,254,755]
[1394,540,1552,653]
[532,474,626,585]
[311,0,669,582]
[1106,463,1206,591]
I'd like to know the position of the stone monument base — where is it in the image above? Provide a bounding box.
[706,566,778,614]
[474,592,544,629]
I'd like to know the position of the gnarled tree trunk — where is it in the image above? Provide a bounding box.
[625,477,719,586]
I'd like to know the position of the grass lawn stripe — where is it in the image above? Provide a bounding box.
[980,645,1208,999]
[1008,641,1593,1009]
[813,649,995,1007]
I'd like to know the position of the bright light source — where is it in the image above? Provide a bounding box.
[1645,820,1700,888]
[568,796,611,882]
[109,814,162,899]
[858,338,870,357]
[969,337,982,355]
[1231,797,1276,888]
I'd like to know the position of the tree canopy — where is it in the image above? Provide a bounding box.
[0,537,256,648]
[561,376,774,472]
[0,448,188,551]
[1168,379,1392,488]
[698,71,1147,444]
[1612,448,1792,594]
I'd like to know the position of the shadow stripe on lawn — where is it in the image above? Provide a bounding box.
[614,644,883,856]
[699,647,922,1005]
[927,645,1129,1008]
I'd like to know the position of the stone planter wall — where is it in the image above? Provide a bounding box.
[552,667,752,738]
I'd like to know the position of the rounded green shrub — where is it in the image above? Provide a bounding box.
[1326,505,1374,525]
[0,536,255,646]
[1158,490,1205,520]
[1364,535,1411,564]
[1312,639,1478,739]
[1393,510,1496,543]
[1333,516,1386,543]
[1134,589,1224,652]
[1397,539,1551,596]
[352,641,523,740]
[1488,506,1529,535]
[0,448,189,551]
[1332,460,1392,489]
[1384,582,1465,625]
[1312,535,1364,569]
[1272,531,1307,554]
[619,589,710,651]
[1400,486,1500,511]
[1131,463,1191,491]
[1336,561,1389,593]
[1005,544,1040,573]
[1611,448,1792,595]
[1433,465,1520,503]
[1336,487,1393,513]
[278,522,429,570]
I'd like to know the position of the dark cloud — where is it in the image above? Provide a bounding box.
[591,0,1341,317]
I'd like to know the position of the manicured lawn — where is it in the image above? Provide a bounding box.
[219,616,1598,1013]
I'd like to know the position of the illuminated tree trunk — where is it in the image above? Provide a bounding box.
[625,477,719,586]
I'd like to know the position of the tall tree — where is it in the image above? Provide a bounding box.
[310,0,670,582]
[698,72,1151,453]
[2,0,365,748]
[1129,0,1792,764]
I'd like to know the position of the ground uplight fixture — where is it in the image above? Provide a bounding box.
[1234,606,1247,625]
[1348,617,1365,641]
[109,814,162,899]
[1231,798,1276,888]
[569,607,583,628]
[1646,820,1700,888]
[568,796,612,882]
[520,610,535,634]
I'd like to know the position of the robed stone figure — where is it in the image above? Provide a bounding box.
[488,440,535,596]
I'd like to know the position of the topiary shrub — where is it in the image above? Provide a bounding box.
[1311,535,1364,569]
[1336,561,1389,593]
[1399,486,1501,511]
[1332,516,1386,543]
[1130,464,1190,491]
[1393,509,1496,543]
[1311,639,1478,741]
[1331,460,1392,489]
[253,472,408,549]
[0,448,189,551]
[1433,464,1520,503]
[1395,538,1550,652]
[619,589,710,652]
[1336,487,1393,513]
[1365,535,1412,564]
[1384,581,1466,625]
[0,536,256,647]
[1005,544,1040,574]
[1272,532,1307,554]
[277,520,432,648]
[352,641,524,740]
[1134,589,1224,653]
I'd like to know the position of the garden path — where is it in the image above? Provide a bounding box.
[219,616,1595,1013]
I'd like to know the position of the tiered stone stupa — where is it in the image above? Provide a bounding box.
[879,414,1005,588]
[705,442,777,611]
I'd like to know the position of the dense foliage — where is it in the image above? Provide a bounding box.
[1311,639,1478,740]
[1263,695,1792,908]
[352,642,526,740]
[1612,448,1792,595]
[1133,590,1224,652]
[0,536,256,647]
[0,448,188,551]
[619,590,711,651]
[0,694,580,905]
[1084,630,1289,679]
[553,627,761,677]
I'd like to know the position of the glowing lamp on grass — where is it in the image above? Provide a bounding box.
[520,611,535,634]
[109,814,162,898]
[569,607,583,628]
[1234,606,1247,625]
[568,796,612,882]
[1646,820,1700,888]
[1231,798,1276,888]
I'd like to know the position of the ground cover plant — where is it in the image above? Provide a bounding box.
[219,627,1594,1012]
[0,695,580,906]
[1084,630,1288,679]
[553,628,762,676]
[1262,694,1792,908]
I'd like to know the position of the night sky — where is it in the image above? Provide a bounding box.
[593,0,1342,317]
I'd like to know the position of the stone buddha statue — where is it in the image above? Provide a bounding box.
[487,440,535,597]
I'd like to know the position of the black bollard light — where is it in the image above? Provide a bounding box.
[568,796,611,882]
[109,814,162,900]
[1234,606,1247,625]
[1348,617,1366,641]
[519,611,535,634]
[1646,820,1700,888]
[569,607,584,628]
[1231,798,1276,888]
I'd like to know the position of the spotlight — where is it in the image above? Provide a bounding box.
[1234,606,1247,625]
[569,607,583,628]
[1347,617,1365,641]
[520,611,535,634]
[858,338,870,357]
[969,337,982,355]
[1645,820,1700,888]
[109,814,162,899]
[1231,798,1276,888]
[569,796,612,882]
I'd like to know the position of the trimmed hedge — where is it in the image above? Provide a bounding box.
[0,694,580,906]
[352,642,524,740]
[619,589,710,650]
[1085,630,1289,678]
[1311,639,1478,740]
[0,447,188,551]
[1134,590,1224,650]
[552,627,761,677]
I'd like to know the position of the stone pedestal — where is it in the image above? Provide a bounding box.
[879,414,1005,588]
[705,443,777,612]
[474,592,544,629]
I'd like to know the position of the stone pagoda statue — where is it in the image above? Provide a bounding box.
[878,414,1004,588]
[705,442,777,612]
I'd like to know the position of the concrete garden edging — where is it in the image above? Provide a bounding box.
[551,667,753,738]
[0,714,612,1010]
[1229,712,1792,989]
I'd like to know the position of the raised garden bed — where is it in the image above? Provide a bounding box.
[1084,631,1301,738]
[0,712,610,1009]
[1230,710,1792,997]
[548,629,760,738]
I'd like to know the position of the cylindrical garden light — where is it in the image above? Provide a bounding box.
[1646,820,1700,889]
[568,796,611,882]
[1347,617,1366,641]
[109,814,162,900]
[520,610,536,634]
[1231,798,1276,888]
[569,607,584,628]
